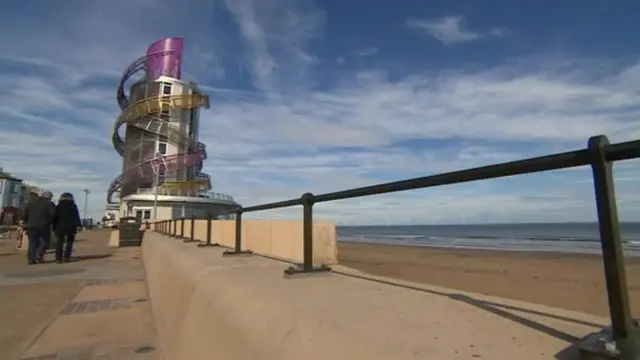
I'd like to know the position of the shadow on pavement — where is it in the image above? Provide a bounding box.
[68,254,112,262]
[334,270,603,359]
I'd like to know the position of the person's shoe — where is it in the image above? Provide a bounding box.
[56,259,63,264]
[28,261,36,265]
[63,258,71,263]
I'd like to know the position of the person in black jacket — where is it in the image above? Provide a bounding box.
[21,191,56,264]
[52,192,82,263]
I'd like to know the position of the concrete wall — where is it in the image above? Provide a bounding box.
[157,219,338,265]
[141,232,606,360]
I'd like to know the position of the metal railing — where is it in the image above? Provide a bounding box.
[152,135,640,355]
[134,188,235,202]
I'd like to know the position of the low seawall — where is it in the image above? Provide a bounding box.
[142,231,608,360]
[159,219,338,265]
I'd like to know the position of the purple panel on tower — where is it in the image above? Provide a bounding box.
[145,37,184,80]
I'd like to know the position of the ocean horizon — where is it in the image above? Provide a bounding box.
[337,222,640,257]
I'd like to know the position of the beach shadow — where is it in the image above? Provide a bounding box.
[334,270,601,358]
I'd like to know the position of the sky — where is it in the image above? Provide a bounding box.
[0,0,639,225]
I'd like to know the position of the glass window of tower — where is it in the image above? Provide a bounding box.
[163,83,172,95]
[158,142,167,154]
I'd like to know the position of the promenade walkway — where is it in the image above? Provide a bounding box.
[0,229,160,360]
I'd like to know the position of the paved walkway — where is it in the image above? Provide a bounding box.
[0,229,161,360]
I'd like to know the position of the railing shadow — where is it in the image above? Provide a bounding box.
[333,269,603,359]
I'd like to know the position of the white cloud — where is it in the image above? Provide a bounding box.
[223,0,325,92]
[406,15,507,45]
[0,1,638,225]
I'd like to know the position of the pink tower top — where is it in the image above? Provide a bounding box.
[145,37,184,80]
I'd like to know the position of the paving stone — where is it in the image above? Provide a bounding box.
[59,298,133,315]
[6,230,158,360]
[20,355,57,360]
[85,279,119,286]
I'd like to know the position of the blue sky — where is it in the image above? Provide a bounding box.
[0,0,639,224]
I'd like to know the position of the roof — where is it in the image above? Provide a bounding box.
[0,172,22,182]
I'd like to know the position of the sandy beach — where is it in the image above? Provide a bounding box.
[338,241,640,317]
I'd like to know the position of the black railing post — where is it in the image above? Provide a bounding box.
[180,217,185,239]
[172,219,178,238]
[284,193,331,276]
[223,208,252,256]
[198,214,220,247]
[184,215,197,243]
[578,135,639,359]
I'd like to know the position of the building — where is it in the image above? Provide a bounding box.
[107,37,239,221]
[102,203,120,228]
[0,168,22,225]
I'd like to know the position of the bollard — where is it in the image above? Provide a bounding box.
[179,217,185,239]
[222,209,252,256]
[284,193,331,276]
[198,215,220,247]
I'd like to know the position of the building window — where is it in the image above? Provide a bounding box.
[160,109,170,121]
[163,84,172,95]
[144,210,151,219]
[158,142,167,154]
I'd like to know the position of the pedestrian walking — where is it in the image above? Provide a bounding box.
[52,192,82,263]
[21,191,56,264]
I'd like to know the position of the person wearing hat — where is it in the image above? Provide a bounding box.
[21,191,56,264]
[52,192,82,263]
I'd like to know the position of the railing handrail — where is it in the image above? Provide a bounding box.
[153,135,640,354]
[239,138,640,212]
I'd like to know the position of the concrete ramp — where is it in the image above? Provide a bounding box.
[142,231,608,360]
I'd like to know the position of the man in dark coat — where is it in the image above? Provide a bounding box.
[52,192,82,263]
[21,191,56,264]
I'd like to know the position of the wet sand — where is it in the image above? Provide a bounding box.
[337,241,640,317]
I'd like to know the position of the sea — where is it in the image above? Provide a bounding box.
[337,222,640,257]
